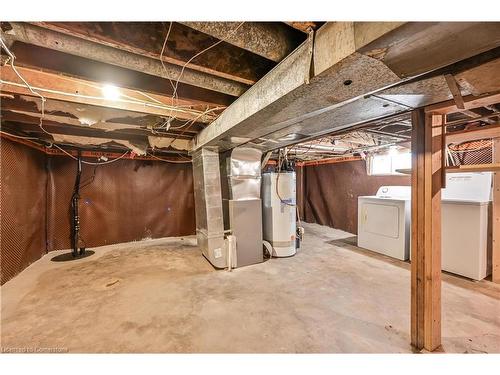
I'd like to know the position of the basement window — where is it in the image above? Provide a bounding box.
[367,149,411,176]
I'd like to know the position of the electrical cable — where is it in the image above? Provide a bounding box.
[275,149,296,207]
[1,35,210,134]
[160,21,182,122]
[50,143,129,165]
[1,36,196,160]
[0,79,207,119]
[146,151,192,164]
[171,22,245,100]
[0,36,48,135]
[158,22,242,126]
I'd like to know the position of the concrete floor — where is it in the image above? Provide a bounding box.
[1,223,499,353]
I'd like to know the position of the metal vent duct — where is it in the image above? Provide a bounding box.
[192,148,226,268]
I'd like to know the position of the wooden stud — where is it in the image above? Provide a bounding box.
[4,22,248,97]
[425,92,500,115]
[446,123,500,144]
[444,74,465,110]
[446,163,500,173]
[493,138,500,283]
[411,108,442,351]
[441,115,447,188]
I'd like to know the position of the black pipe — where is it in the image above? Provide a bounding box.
[70,151,83,257]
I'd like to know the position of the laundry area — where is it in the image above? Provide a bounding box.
[1,21,500,355]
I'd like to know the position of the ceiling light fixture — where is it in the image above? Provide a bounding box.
[102,84,121,101]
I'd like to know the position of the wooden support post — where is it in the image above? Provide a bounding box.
[411,109,443,351]
[493,138,500,283]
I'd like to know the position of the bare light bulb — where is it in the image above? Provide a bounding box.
[102,84,121,100]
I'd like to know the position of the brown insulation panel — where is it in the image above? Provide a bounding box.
[1,139,47,284]
[299,160,411,234]
[1,137,196,284]
[47,156,196,250]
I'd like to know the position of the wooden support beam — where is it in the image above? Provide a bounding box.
[446,123,500,144]
[0,95,205,133]
[444,74,465,109]
[461,108,496,124]
[32,22,273,85]
[286,22,318,33]
[445,163,500,173]
[3,22,247,97]
[9,42,234,108]
[0,65,219,122]
[0,133,191,160]
[1,112,195,140]
[180,22,299,62]
[425,92,500,115]
[493,138,500,283]
[411,109,442,352]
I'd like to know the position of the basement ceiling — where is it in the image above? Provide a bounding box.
[0,21,310,156]
[1,22,499,159]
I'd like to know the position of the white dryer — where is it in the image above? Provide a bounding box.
[357,186,411,260]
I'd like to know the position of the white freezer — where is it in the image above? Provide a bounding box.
[441,172,493,280]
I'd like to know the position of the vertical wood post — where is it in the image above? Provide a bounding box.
[493,138,500,283]
[411,108,442,351]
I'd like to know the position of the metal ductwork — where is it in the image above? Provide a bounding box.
[192,148,226,268]
[193,22,500,153]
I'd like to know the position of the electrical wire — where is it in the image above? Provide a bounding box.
[157,22,242,126]
[171,22,245,100]
[1,35,201,159]
[0,36,48,135]
[275,149,296,207]
[146,152,192,163]
[78,164,98,190]
[0,79,208,119]
[160,21,177,94]
[50,143,129,165]
[1,35,211,134]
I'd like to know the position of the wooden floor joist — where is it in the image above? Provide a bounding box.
[411,109,442,351]
[0,65,219,122]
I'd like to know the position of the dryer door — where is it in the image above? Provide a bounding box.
[363,203,399,239]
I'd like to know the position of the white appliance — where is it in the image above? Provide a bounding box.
[441,172,492,280]
[262,172,297,257]
[357,186,411,260]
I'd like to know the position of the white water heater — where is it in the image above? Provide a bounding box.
[262,172,297,257]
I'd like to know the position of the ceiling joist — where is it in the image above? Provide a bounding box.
[8,42,234,108]
[2,22,248,96]
[180,22,300,62]
[0,65,220,122]
[33,22,274,85]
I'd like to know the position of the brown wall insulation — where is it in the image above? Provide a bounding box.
[1,139,47,285]
[298,160,411,235]
[46,156,196,250]
[1,138,196,284]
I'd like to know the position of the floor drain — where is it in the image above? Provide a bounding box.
[51,250,95,262]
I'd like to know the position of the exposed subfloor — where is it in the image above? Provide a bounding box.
[1,223,499,353]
